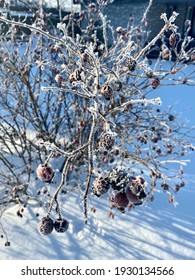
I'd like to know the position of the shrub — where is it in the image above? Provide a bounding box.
[0,0,194,240]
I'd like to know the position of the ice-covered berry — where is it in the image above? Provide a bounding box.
[130,176,145,195]
[92,176,110,197]
[114,191,129,211]
[55,74,63,83]
[36,163,54,183]
[99,133,115,150]
[151,78,160,89]
[126,58,137,71]
[109,168,130,191]
[54,218,69,233]
[100,85,113,100]
[125,186,143,205]
[69,69,81,83]
[169,33,180,47]
[38,216,54,236]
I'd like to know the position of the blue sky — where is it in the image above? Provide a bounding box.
[149,65,195,175]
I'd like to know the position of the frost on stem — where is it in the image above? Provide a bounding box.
[0,1,194,235]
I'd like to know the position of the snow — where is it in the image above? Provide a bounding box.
[0,168,195,260]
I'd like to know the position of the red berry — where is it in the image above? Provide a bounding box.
[151,78,160,89]
[81,52,88,62]
[166,128,171,134]
[55,74,63,83]
[175,184,180,192]
[114,191,129,211]
[69,69,81,83]
[150,195,154,202]
[168,196,174,203]
[169,33,180,47]
[5,241,11,246]
[103,157,109,164]
[36,163,54,182]
[161,183,169,190]
[125,186,142,204]
[178,169,183,175]
[161,46,170,60]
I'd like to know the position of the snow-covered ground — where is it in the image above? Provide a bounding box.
[0,168,195,260]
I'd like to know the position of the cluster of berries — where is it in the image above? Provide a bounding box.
[38,216,69,236]
[36,163,69,236]
[92,168,147,213]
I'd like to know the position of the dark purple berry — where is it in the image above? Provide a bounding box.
[38,216,54,236]
[100,85,113,100]
[54,218,69,233]
[114,191,129,212]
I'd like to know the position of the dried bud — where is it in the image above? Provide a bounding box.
[115,80,122,91]
[161,46,170,60]
[126,58,137,72]
[175,184,180,192]
[109,168,130,191]
[130,176,146,197]
[88,3,96,9]
[99,133,115,150]
[69,69,81,83]
[161,183,169,190]
[151,78,160,89]
[55,74,63,83]
[145,69,153,78]
[169,33,180,47]
[100,85,113,100]
[168,114,175,121]
[125,186,143,205]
